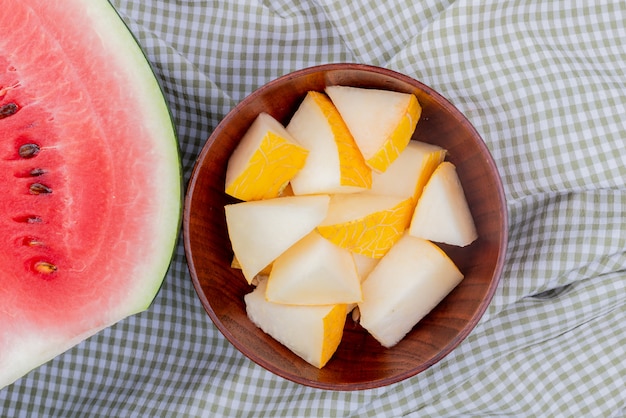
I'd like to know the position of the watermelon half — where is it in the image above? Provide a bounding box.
[0,0,181,388]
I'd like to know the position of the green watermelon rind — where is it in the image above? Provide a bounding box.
[105,0,184,309]
[80,0,182,316]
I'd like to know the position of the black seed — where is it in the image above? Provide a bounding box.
[19,143,40,159]
[0,102,18,119]
[29,182,52,195]
[29,168,46,177]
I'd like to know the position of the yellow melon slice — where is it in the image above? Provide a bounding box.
[225,112,309,201]
[358,234,464,348]
[316,194,414,258]
[224,194,330,283]
[365,140,446,202]
[286,91,372,195]
[245,280,347,368]
[266,232,361,305]
[325,86,422,173]
[409,161,478,246]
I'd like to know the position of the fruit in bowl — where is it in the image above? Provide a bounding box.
[223,85,479,364]
[183,63,508,390]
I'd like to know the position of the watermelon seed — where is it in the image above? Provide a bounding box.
[13,215,43,223]
[0,102,18,119]
[23,236,45,247]
[29,182,52,195]
[30,168,46,177]
[19,143,40,158]
[34,261,57,274]
[13,167,47,178]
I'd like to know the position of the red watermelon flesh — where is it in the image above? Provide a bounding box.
[0,0,181,388]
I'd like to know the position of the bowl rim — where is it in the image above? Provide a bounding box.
[183,62,509,390]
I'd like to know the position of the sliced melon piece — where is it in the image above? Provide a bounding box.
[347,252,379,316]
[245,280,347,368]
[358,234,464,348]
[409,161,478,246]
[0,0,181,389]
[224,195,330,283]
[287,91,372,195]
[352,252,379,282]
[231,256,272,278]
[225,112,308,201]
[316,194,414,258]
[266,232,361,305]
[365,140,446,201]
[325,86,422,173]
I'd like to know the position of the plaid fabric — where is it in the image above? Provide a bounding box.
[2,1,624,416]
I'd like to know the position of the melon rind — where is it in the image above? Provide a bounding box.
[0,0,181,389]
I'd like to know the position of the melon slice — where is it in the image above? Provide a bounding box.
[409,161,478,246]
[325,86,422,173]
[365,140,446,201]
[225,112,308,201]
[352,253,379,282]
[358,235,464,348]
[245,280,347,369]
[347,252,378,315]
[0,0,181,389]
[316,193,414,258]
[224,195,330,284]
[266,232,362,305]
[286,91,372,195]
[231,256,272,278]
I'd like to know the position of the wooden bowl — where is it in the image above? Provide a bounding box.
[183,63,508,390]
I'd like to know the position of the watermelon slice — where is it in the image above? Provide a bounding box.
[0,0,181,388]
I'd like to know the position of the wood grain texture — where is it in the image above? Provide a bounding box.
[183,63,508,390]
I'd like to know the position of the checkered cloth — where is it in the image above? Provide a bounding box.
[2,1,624,416]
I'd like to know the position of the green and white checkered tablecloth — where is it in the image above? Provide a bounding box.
[2,1,624,416]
